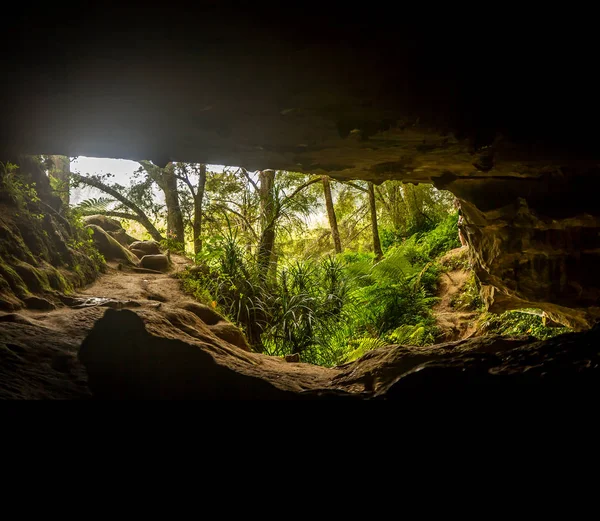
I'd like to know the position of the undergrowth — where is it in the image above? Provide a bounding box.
[479,310,570,340]
[179,214,461,366]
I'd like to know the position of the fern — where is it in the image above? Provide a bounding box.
[343,336,388,363]
[76,197,116,213]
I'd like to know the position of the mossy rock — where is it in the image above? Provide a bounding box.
[130,240,161,255]
[41,263,72,293]
[86,225,139,266]
[0,257,29,298]
[83,215,124,232]
[109,228,137,246]
[13,261,51,293]
[0,217,37,265]
[0,292,23,311]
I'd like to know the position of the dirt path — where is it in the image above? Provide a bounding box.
[433,248,479,342]
[78,254,191,306]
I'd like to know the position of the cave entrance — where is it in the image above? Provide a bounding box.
[26,155,566,367]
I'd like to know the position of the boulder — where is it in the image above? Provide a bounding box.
[86,225,139,266]
[209,321,250,351]
[108,228,137,246]
[180,301,223,325]
[130,248,147,259]
[83,215,123,233]
[140,254,169,272]
[23,296,56,310]
[130,240,161,255]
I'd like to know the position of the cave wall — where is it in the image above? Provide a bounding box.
[0,157,103,310]
[437,170,600,329]
[2,7,600,328]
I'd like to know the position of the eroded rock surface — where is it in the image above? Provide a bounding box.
[140,254,169,272]
[86,225,139,266]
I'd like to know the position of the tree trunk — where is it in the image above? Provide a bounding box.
[163,165,185,248]
[193,164,207,255]
[368,182,383,261]
[71,172,164,242]
[257,169,276,277]
[322,176,342,254]
[50,155,70,206]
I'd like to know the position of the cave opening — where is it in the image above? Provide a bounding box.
[3,6,600,398]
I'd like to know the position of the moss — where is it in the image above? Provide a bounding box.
[13,261,51,293]
[0,256,29,298]
[42,264,73,293]
[0,217,37,265]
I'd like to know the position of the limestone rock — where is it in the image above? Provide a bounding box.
[130,241,161,255]
[180,301,223,325]
[23,295,56,310]
[83,215,123,233]
[86,225,139,266]
[78,309,289,399]
[140,254,169,272]
[108,228,137,246]
[209,321,250,351]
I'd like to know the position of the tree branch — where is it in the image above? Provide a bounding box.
[71,172,164,242]
[240,168,260,193]
[78,209,143,222]
[341,180,368,193]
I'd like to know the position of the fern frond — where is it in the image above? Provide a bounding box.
[76,197,116,213]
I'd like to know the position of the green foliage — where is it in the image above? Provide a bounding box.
[177,208,464,366]
[377,182,456,244]
[75,197,116,213]
[450,273,483,311]
[0,162,41,207]
[479,310,571,340]
[387,323,440,346]
[66,210,106,271]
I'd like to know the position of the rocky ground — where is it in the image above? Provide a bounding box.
[2,239,600,399]
[2,208,600,400]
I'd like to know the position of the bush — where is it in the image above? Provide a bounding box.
[479,310,570,340]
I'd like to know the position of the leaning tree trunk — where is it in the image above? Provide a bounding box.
[322,176,342,254]
[71,172,164,242]
[50,155,70,206]
[368,181,383,262]
[193,164,207,255]
[163,165,185,248]
[257,169,276,278]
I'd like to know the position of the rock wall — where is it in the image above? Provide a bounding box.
[438,169,600,329]
[0,156,103,311]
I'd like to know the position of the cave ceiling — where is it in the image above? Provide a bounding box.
[2,5,599,183]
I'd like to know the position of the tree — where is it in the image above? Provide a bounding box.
[174,163,207,255]
[322,176,342,254]
[376,181,455,237]
[368,182,383,261]
[71,172,164,242]
[257,169,276,276]
[137,161,185,248]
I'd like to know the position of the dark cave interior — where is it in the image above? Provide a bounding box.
[2,5,600,399]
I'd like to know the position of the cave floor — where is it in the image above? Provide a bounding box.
[1,254,600,399]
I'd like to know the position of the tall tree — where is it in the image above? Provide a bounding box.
[368,182,383,261]
[175,163,207,255]
[322,176,342,254]
[138,161,185,248]
[257,169,277,276]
